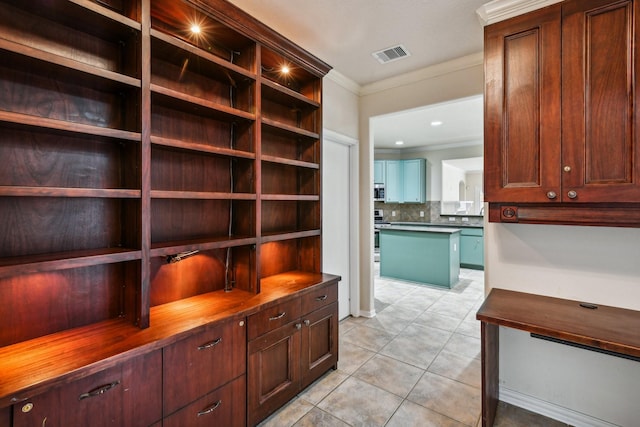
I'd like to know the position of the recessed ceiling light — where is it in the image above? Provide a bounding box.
[395,140,404,145]
[430,121,443,127]
[281,65,290,74]
[190,24,201,34]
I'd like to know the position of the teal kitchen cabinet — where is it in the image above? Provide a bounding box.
[402,159,426,203]
[385,160,402,202]
[460,227,484,269]
[381,159,426,203]
[379,226,460,288]
[374,160,386,184]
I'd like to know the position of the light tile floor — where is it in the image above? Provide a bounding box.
[258,264,570,427]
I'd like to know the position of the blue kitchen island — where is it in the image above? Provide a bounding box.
[379,225,460,288]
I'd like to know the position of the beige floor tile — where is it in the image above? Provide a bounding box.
[427,350,482,388]
[407,372,482,426]
[426,299,473,320]
[363,310,413,335]
[258,397,314,427]
[379,325,451,369]
[443,333,481,360]
[299,370,349,404]
[493,401,572,427]
[341,324,396,352]
[414,310,463,332]
[386,400,468,427]
[292,407,351,427]
[353,354,425,398]
[456,318,481,339]
[317,377,403,427]
[337,340,376,374]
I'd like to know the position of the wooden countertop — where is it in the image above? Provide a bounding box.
[477,288,640,358]
[0,271,341,409]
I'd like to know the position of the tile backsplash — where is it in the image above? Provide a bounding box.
[374,201,483,226]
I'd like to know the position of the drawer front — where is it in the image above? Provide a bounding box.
[163,318,246,416]
[460,227,483,237]
[163,376,245,427]
[247,298,301,340]
[13,351,162,427]
[301,281,338,315]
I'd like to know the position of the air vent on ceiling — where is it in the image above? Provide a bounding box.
[372,44,411,64]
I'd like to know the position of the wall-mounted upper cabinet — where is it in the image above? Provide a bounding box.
[484,0,640,226]
[380,159,426,203]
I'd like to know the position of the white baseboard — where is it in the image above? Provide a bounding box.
[357,309,376,318]
[500,387,620,427]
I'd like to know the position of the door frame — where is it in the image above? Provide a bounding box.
[323,129,360,318]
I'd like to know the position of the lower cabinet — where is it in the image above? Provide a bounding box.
[247,283,339,426]
[12,351,162,427]
[459,228,484,269]
[163,317,246,417]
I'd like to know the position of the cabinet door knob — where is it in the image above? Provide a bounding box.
[304,319,310,326]
[567,190,578,199]
[564,165,572,172]
[295,323,302,330]
[546,191,557,199]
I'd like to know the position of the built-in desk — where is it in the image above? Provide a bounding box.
[476,289,640,427]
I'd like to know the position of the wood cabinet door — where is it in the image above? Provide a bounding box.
[163,318,246,416]
[12,351,162,427]
[484,4,562,203]
[301,302,338,389]
[247,320,301,426]
[562,0,640,202]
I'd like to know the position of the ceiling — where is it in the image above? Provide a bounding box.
[227,0,488,149]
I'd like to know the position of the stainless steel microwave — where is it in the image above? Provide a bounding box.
[374,183,385,201]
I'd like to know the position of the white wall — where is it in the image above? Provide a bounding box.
[323,72,359,139]
[486,223,640,425]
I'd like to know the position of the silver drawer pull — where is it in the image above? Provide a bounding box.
[198,337,222,350]
[197,400,222,417]
[269,312,286,321]
[315,295,328,301]
[78,381,120,401]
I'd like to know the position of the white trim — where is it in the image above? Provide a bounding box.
[325,70,361,96]
[323,129,360,319]
[360,52,483,96]
[476,0,564,26]
[500,387,620,427]
[357,309,376,319]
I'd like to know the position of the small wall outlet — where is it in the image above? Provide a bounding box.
[462,217,469,222]
[392,211,396,217]
[448,217,456,222]
[419,211,425,217]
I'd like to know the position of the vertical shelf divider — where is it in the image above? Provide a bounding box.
[138,0,151,328]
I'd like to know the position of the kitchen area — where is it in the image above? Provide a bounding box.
[372,97,484,289]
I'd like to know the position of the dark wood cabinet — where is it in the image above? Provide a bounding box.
[163,317,246,417]
[0,0,336,425]
[12,351,162,427]
[247,280,338,426]
[484,0,640,226]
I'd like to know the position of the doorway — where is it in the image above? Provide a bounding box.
[323,130,359,320]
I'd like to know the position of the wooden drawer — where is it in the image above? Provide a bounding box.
[247,298,301,340]
[163,376,245,427]
[301,282,338,314]
[12,351,162,427]
[163,318,246,416]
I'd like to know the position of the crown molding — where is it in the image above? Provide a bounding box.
[360,52,483,97]
[325,69,362,95]
[476,0,563,25]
